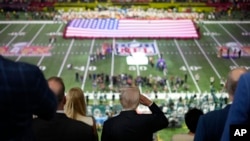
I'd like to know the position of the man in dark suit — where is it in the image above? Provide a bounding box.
[172,108,203,141]
[194,67,248,141]
[33,76,97,141]
[101,86,168,141]
[0,55,57,141]
[221,72,250,141]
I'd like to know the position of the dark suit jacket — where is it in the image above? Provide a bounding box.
[33,113,98,141]
[0,56,57,141]
[221,72,250,141]
[101,103,168,141]
[194,105,231,141]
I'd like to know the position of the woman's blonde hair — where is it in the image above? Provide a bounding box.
[65,87,87,119]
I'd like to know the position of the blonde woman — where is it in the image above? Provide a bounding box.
[65,87,98,141]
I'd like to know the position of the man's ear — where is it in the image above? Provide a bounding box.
[62,96,66,105]
[224,80,228,93]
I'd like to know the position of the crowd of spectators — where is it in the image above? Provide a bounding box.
[0,7,206,22]
[1,1,250,21]
[54,7,205,22]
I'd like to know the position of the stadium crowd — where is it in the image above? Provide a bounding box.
[0,7,206,23]
[53,7,205,22]
[1,2,250,23]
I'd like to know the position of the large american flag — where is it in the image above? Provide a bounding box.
[64,18,199,38]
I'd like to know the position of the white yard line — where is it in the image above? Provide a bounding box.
[81,39,95,90]
[0,24,10,34]
[136,64,140,76]
[174,39,201,94]
[110,38,115,87]
[37,24,64,66]
[6,24,28,47]
[219,24,242,45]
[57,39,75,77]
[27,24,46,47]
[37,55,45,66]
[16,24,46,62]
[0,21,57,24]
[194,40,221,79]
[236,24,248,32]
[4,24,28,62]
[154,40,171,93]
[136,64,142,93]
[203,25,239,67]
[202,21,250,24]
[135,53,141,91]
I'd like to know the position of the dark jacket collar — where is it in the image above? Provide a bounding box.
[119,110,137,115]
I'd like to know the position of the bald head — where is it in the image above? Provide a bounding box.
[119,87,140,110]
[226,67,248,98]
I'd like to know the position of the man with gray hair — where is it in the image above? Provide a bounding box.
[194,67,248,141]
[101,86,168,141]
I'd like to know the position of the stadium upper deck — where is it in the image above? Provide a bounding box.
[1,0,249,12]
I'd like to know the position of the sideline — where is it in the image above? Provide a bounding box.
[85,92,228,100]
[201,21,250,24]
[0,20,59,24]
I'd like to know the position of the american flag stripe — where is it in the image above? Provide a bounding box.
[64,19,199,38]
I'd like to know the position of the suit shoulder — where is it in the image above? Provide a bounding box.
[205,109,222,116]
[103,115,119,125]
[66,117,92,128]
[201,110,221,121]
[18,61,40,71]
[2,56,37,68]
[244,72,250,78]
[201,106,230,122]
[242,73,250,83]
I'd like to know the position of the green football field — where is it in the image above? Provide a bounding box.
[1,20,250,140]
[1,20,249,93]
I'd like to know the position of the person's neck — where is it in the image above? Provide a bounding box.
[188,131,195,136]
[122,108,135,111]
[76,112,87,117]
[56,110,64,113]
[56,106,64,113]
